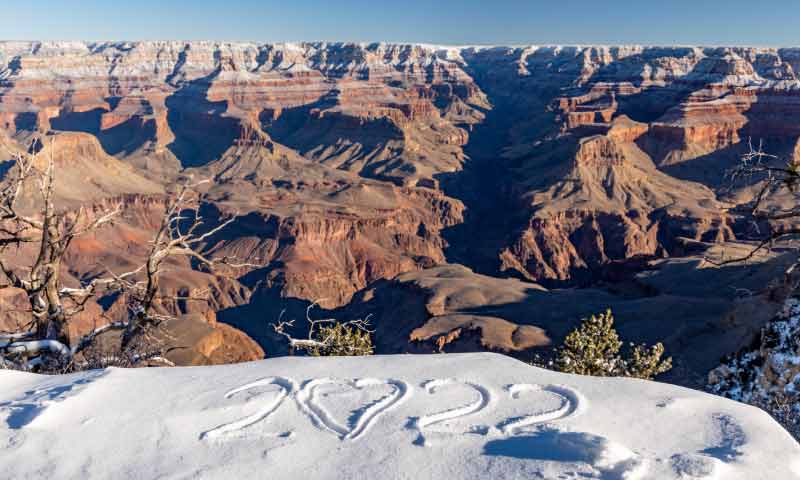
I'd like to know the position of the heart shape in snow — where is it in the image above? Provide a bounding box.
[297,378,410,440]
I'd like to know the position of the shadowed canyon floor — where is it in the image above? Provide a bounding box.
[2,42,800,384]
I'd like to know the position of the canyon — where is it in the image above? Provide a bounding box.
[1,41,800,382]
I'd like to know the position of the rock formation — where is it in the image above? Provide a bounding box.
[2,42,800,374]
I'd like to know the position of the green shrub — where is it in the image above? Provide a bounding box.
[308,322,374,357]
[545,309,672,380]
[625,342,672,380]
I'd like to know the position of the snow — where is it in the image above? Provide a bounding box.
[710,296,800,415]
[0,353,797,479]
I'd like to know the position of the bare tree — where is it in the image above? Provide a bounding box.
[0,141,120,370]
[102,180,255,353]
[705,138,800,266]
[0,139,251,372]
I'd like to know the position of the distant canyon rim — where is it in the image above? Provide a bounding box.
[2,41,800,383]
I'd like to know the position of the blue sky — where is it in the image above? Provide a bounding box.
[5,0,799,46]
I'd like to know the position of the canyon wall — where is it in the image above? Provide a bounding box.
[2,42,800,372]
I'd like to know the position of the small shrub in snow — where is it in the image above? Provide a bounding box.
[626,343,672,380]
[273,302,374,357]
[308,323,374,357]
[537,309,672,380]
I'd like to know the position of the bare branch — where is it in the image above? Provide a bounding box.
[272,301,374,353]
[705,138,800,266]
[0,151,258,371]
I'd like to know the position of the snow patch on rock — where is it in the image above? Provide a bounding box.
[709,296,800,435]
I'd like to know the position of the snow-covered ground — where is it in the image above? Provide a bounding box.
[710,297,800,434]
[0,353,797,479]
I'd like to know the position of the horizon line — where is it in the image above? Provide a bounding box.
[1,39,800,49]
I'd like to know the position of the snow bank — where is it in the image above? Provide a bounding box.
[0,353,797,479]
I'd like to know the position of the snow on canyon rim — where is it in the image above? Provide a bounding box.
[0,353,797,479]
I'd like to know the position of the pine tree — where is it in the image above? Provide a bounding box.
[551,309,672,380]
